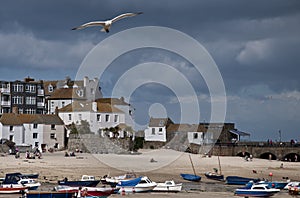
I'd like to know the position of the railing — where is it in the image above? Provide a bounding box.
[37,102,45,107]
[1,101,11,106]
[0,88,10,93]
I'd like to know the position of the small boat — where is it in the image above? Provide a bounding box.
[58,175,100,187]
[26,191,74,198]
[0,185,28,194]
[55,185,114,197]
[18,178,41,190]
[234,182,280,197]
[284,181,300,190]
[153,180,182,192]
[101,172,137,187]
[204,172,224,181]
[180,173,201,182]
[226,176,259,185]
[116,176,157,193]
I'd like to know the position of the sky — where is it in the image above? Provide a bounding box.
[0,0,300,141]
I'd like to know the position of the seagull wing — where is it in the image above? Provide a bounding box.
[111,12,143,23]
[72,21,106,30]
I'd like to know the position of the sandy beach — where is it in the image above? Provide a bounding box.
[0,149,299,197]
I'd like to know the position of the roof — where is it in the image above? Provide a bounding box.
[48,88,85,99]
[167,124,207,133]
[96,97,129,106]
[43,79,84,96]
[148,117,174,127]
[58,101,124,113]
[0,113,64,125]
[229,129,250,136]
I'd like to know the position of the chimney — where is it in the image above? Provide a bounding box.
[83,76,89,87]
[55,107,59,115]
[12,106,18,114]
[92,102,97,112]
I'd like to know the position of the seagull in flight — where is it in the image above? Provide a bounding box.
[72,12,143,33]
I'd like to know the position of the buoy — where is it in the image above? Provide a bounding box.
[269,172,273,177]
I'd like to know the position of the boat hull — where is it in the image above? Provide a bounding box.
[180,174,201,182]
[153,185,182,192]
[226,176,259,185]
[235,190,278,197]
[58,180,100,187]
[26,191,74,198]
[204,172,224,181]
[0,186,28,194]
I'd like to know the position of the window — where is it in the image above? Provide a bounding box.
[35,142,39,147]
[62,101,65,107]
[152,128,155,135]
[9,135,14,141]
[114,115,119,122]
[33,133,38,139]
[33,124,38,129]
[105,114,110,122]
[159,128,163,132]
[50,133,56,139]
[9,126,13,131]
[193,133,198,139]
[26,96,36,105]
[12,96,23,104]
[12,84,23,92]
[25,85,36,93]
[48,85,53,92]
[97,114,101,122]
[25,108,35,114]
[68,114,72,121]
[78,114,82,120]
[51,124,56,130]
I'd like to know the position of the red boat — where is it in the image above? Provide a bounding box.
[0,185,28,194]
[55,185,114,197]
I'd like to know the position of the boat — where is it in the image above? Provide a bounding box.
[18,178,41,190]
[226,176,260,185]
[258,180,289,189]
[101,172,137,187]
[234,182,280,197]
[180,173,201,182]
[284,181,300,190]
[55,185,114,197]
[116,176,157,193]
[26,191,74,198]
[0,185,28,194]
[152,180,182,192]
[180,155,201,182]
[204,172,224,181]
[58,175,100,187]
[22,173,39,179]
[205,155,224,181]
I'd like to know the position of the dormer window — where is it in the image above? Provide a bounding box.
[48,85,53,92]
[76,89,84,97]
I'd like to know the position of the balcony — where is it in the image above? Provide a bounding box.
[0,88,10,94]
[37,89,44,96]
[37,102,45,107]
[1,101,11,106]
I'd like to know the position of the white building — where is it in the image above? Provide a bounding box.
[0,113,65,151]
[144,117,173,142]
[58,100,127,135]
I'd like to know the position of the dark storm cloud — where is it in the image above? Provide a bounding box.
[1,0,300,139]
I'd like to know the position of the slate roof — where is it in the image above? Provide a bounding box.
[0,113,64,126]
[48,88,85,99]
[58,101,124,113]
[148,117,174,127]
[96,98,129,106]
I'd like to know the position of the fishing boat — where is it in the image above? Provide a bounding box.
[101,172,137,187]
[226,176,260,185]
[58,175,100,187]
[180,155,201,182]
[234,182,280,197]
[26,191,74,198]
[116,176,157,193]
[204,172,224,181]
[0,185,28,194]
[153,180,182,192]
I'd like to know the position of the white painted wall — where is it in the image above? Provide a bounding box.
[144,127,166,142]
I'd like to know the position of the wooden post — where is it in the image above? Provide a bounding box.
[189,154,196,176]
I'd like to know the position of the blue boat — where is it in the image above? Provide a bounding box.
[58,178,100,187]
[26,191,74,198]
[180,174,201,182]
[204,172,224,181]
[258,181,289,189]
[226,176,259,185]
[235,182,280,197]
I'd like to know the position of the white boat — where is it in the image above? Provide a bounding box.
[18,178,41,190]
[235,182,280,197]
[283,181,300,190]
[153,180,182,192]
[116,176,157,193]
[0,184,28,194]
[102,172,136,187]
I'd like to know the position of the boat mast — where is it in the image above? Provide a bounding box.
[189,154,197,176]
